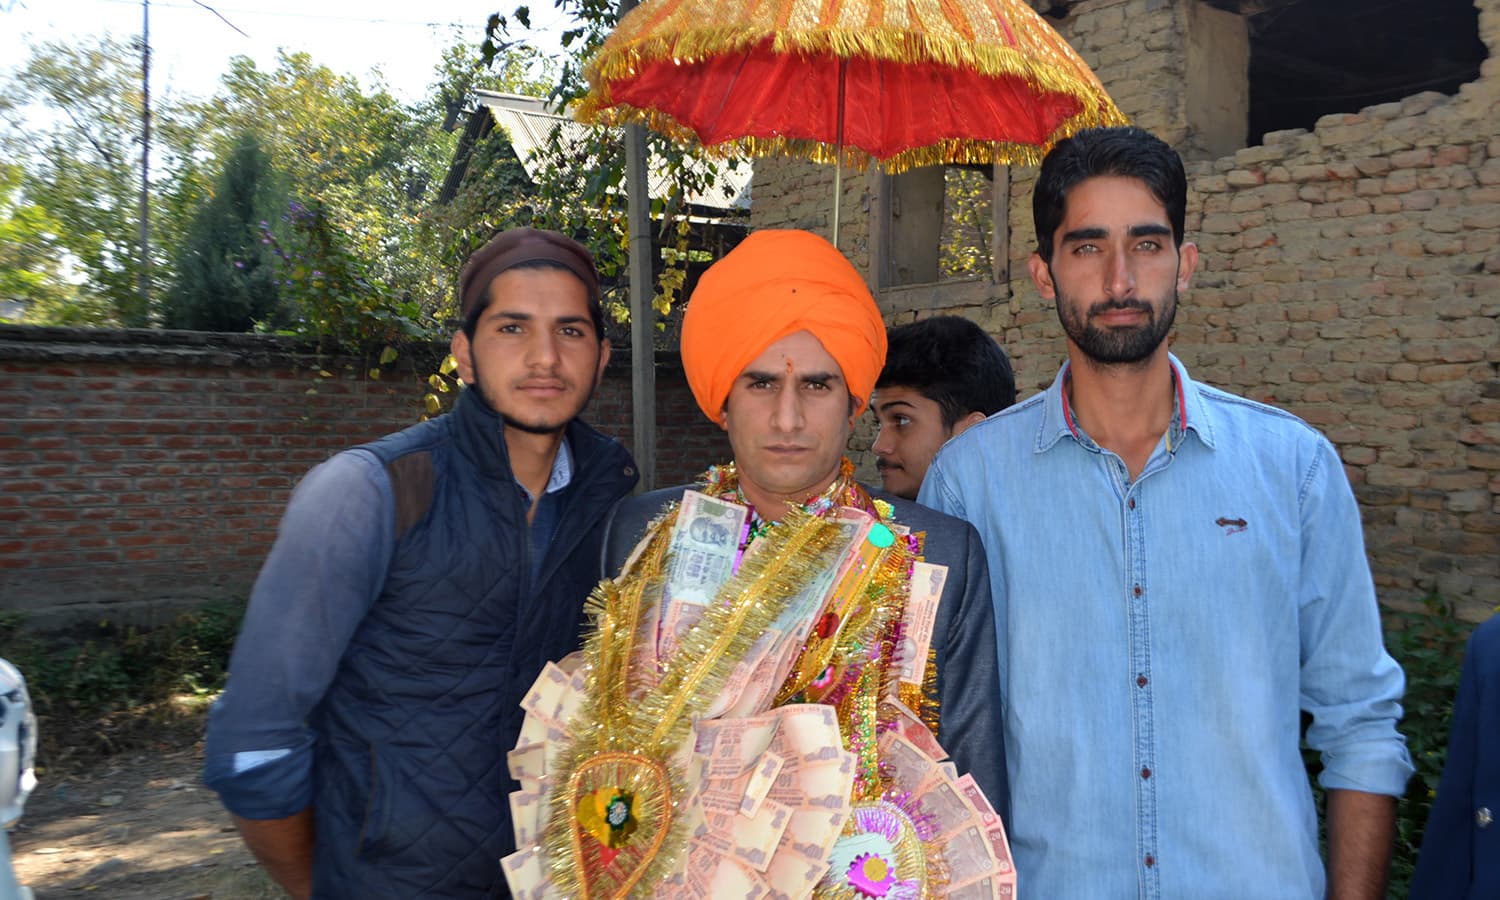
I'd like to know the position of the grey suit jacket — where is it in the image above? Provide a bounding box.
[600,483,1011,822]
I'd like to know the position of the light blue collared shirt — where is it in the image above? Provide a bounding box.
[920,355,1412,900]
[516,436,574,506]
[521,437,573,589]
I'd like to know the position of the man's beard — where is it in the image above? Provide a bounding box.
[468,354,600,435]
[1053,281,1178,366]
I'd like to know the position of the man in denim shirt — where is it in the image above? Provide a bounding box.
[920,127,1412,899]
[203,229,637,898]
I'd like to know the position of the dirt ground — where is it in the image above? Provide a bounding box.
[9,743,280,899]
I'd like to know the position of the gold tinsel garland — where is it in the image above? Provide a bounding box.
[530,459,957,897]
[541,507,847,898]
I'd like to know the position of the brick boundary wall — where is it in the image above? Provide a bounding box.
[750,0,1500,620]
[0,326,728,629]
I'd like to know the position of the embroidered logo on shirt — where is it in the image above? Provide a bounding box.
[1215,516,1248,535]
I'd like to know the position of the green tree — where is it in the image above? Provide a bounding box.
[264,197,431,351]
[180,50,465,329]
[413,40,566,319]
[941,165,994,279]
[477,3,748,325]
[160,137,285,332]
[0,37,173,326]
[3,28,688,346]
[0,162,105,324]
[190,52,408,201]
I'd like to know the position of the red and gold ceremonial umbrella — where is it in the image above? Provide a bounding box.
[578,0,1127,241]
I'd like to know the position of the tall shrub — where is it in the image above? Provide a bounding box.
[161,135,285,331]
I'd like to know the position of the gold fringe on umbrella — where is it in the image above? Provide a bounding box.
[578,0,1128,172]
[582,101,1112,171]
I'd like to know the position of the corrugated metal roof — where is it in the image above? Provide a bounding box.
[474,90,751,212]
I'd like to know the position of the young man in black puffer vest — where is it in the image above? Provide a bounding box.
[204,228,638,898]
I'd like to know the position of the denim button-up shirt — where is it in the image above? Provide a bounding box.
[920,356,1412,900]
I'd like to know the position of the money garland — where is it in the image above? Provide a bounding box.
[542,507,847,899]
[505,459,1018,899]
[709,460,939,800]
[822,797,937,900]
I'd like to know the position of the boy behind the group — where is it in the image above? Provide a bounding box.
[872,315,1015,499]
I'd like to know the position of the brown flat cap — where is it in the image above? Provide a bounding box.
[457,227,601,321]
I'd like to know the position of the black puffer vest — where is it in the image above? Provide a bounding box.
[310,389,636,898]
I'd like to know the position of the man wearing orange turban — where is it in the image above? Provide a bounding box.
[498,230,1013,897]
[680,228,889,423]
[595,230,1009,860]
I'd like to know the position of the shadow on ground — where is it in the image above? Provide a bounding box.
[10,745,278,899]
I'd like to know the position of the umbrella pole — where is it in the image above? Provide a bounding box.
[832,160,842,249]
[832,59,847,249]
[619,0,655,493]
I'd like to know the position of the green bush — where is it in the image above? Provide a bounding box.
[161,135,288,332]
[1383,595,1472,896]
[1301,595,1472,898]
[0,602,247,762]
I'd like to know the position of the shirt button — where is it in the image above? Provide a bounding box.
[1137,675,1148,687]
[1133,584,1143,598]
[1141,767,1152,780]
[1144,855,1155,868]
[1478,807,1493,828]
[1128,498,1136,510]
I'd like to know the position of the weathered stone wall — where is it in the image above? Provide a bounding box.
[751,156,877,277]
[750,0,1500,619]
[0,327,726,628]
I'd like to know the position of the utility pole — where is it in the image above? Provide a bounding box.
[619,0,656,492]
[137,0,152,320]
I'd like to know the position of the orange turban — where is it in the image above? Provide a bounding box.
[681,230,887,421]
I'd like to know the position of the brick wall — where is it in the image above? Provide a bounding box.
[750,0,1500,620]
[0,326,727,628]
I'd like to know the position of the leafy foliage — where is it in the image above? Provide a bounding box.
[1298,595,1472,898]
[0,37,166,325]
[193,52,410,205]
[1,38,488,340]
[264,199,434,352]
[0,162,102,324]
[484,0,618,105]
[160,136,286,332]
[177,53,451,330]
[1382,596,1472,896]
[941,165,995,279]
